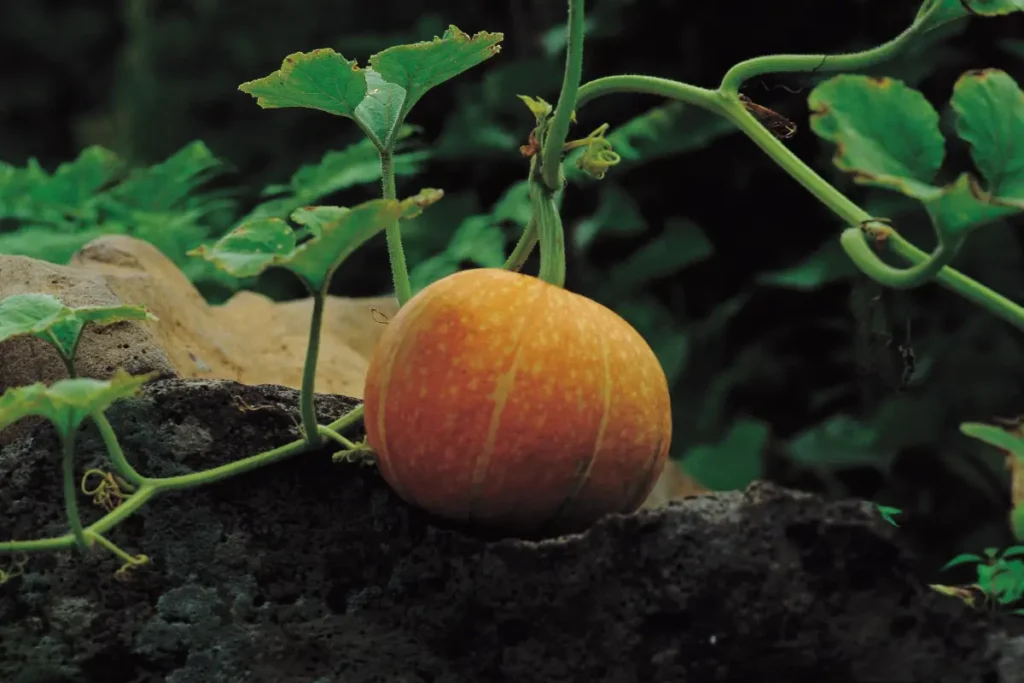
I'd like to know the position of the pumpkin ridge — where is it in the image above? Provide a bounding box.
[539,302,611,526]
[373,284,441,506]
[467,280,549,520]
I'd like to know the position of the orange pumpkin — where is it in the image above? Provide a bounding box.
[363,267,672,535]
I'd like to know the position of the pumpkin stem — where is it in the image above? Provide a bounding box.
[531,175,566,288]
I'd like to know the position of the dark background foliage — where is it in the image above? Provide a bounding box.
[2,0,1023,572]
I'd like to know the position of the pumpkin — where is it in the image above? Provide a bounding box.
[363,267,672,535]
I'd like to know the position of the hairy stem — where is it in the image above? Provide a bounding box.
[91,411,147,488]
[380,149,412,306]
[718,3,936,94]
[840,228,966,289]
[61,434,89,551]
[571,74,1024,332]
[531,178,567,288]
[326,404,365,433]
[153,433,314,492]
[504,216,539,272]
[540,0,587,192]
[317,425,358,450]
[300,292,326,448]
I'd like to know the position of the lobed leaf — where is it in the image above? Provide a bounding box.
[369,26,503,120]
[0,293,156,360]
[809,74,945,199]
[191,189,444,291]
[951,69,1024,208]
[239,49,368,119]
[240,27,502,150]
[0,370,154,439]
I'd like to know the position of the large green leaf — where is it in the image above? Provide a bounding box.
[809,74,945,198]
[951,69,1024,208]
[0,293,156,361]
[598,218,713,298]
[191,189,444,291]
[809,73,1023,238]
[240,27,502,150]
[238,49,369,119]
[369,26,503,121]
[0,370,153,439]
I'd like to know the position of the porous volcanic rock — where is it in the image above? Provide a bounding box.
[0,378,1021,682]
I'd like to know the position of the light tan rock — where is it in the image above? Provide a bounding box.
[68,235,397,398]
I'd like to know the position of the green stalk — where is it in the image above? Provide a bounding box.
[91,411,147,488]
[61,433,90,551]
[317,425,358,450]
[380,149,412,307]
[540,0,587,192]
[300,292,326,448]
[718,4,934,95]
[569,74,1024,332]
[150,435,313,492]
[531,177,567,288]
[326,404,365,433]
[504,216,539,272]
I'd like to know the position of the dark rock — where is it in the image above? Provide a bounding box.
[0,378,1021,682]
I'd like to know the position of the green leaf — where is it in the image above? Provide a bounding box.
[241,27,503,150]
[192,188,444,292]
[354,69,407,148]
[239,49,369,119]
[916,0,1023,34]
[0,293,156,360]
[681,418,769,490]
[961,421,1024,456]
[0,370,153,439]
[788,414,889,469]
[942,552,986,570]
[876,505,902,526]
[34,146,123,209]
[809,72,1023,238]
[369,26,503,122]
[809,74,945,198]
[599,218,713,298]
[757,239,859,290]
[242,131,429,223]
[951,69,1024,208]
[446,215,507,267]
[573,183,647,251]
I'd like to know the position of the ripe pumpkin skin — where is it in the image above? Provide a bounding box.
[363,267,672,534]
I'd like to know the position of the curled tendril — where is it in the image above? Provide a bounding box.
[81,469,133,512]
[561,123,622,180]
[0,554,29,585]
[113,553,150,583]
[331,438,378,467]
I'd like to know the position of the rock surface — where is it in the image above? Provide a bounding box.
[1,378,1021,682]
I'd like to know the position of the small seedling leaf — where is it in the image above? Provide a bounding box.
[369,26,503,123]
[876,505,903,526]
[191,189,444,292]
[352,69,407,149]
[951,69,1024,208]
[961,421,1024,457]
[942,553,986,570]
[0,294,156,360]
[809,75,946,199]
[0,370,154,439]
[238,49,369,120]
